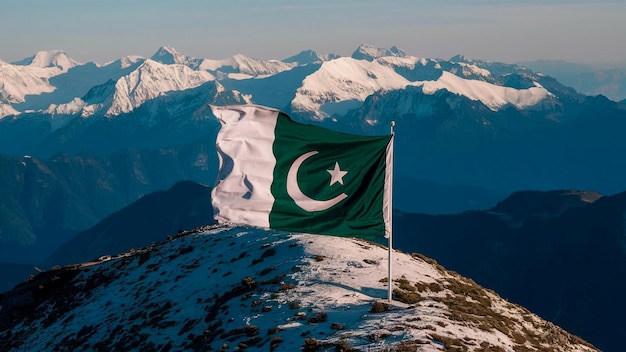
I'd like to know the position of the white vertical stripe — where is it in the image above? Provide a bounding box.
[383,133,394,239]
[210,105,279,228]
[385,128,395,302]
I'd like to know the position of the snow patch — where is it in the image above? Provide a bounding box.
[411,71,552,111]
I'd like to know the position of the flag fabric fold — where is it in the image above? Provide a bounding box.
[210,104,392,240]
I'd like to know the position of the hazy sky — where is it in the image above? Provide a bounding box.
[2,0,625,66]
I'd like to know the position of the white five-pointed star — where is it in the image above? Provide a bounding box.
[327,162,348,186]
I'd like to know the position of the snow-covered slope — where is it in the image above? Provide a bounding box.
[290,54,552,119]
[149,46,296,77]
[199,54,297,77]
[377,56,442,73]
[411,71,552,111]
[43,98,89,129]
[0,60,56,104]
[0,224,597,351]
[106,59,214,116]
[0,103,19,119]
[0,51,142,117]
[0,51,81,109]
[292,57,411,119]
[106,55,145,69]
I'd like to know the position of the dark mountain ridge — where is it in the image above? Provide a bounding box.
[395,189,626,352]
[0,142,218,265]
[42,181,214,269]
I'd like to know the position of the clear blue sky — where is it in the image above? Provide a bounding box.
[2,0,625,66]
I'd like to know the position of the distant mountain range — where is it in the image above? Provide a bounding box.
[519,59,626,102]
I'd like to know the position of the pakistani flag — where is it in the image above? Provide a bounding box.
[210,104,393,241]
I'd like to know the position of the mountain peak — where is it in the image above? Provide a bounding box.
[150,46,200,68]
[282,49,324,65]
[115,55,145,69]
[449,54,471,63]
[0,225,597,351]
[11,50,80,72]
[155,45,178,55]
[491,189,602,219]
[351,44,407,61]
[151,46,180,60]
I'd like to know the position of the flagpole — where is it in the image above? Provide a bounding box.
[388,121,395,302]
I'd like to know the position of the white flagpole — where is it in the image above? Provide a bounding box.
[388,121,395,302]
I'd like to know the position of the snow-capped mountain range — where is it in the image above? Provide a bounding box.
[0,44,556,125]
[0,224,597,351]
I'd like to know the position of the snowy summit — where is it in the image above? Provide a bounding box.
[0,225,597,351]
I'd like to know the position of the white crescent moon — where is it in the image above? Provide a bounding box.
[287,151,348,212]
